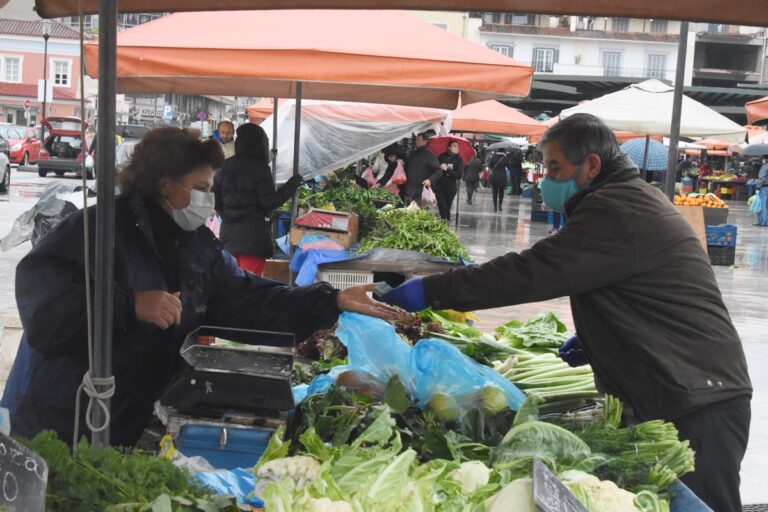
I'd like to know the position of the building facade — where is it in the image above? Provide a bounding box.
[0,18,83,125]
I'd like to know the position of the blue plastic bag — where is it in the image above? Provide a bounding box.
[749,193,762,214]
[335,312,416,395]
[412,339,526,414]
[194,468,262,508]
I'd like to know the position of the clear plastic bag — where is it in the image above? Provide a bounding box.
[362,166,377,188]
[391,162,407,185]
[421,185,437,207]
[749,193,762,214]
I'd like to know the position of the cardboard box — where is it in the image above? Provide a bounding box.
[290,211,359,249]
[262,259,290,284]
[295,209,358,233]
[290,226,356,249]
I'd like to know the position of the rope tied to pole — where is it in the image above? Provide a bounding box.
[73,371,115,447]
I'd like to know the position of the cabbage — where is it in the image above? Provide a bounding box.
[493,421,591,470]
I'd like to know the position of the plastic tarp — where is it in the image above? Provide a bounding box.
[559,79,747,143]
[84,10,534,109]
[260,100,450,181]
[0,181,96,252]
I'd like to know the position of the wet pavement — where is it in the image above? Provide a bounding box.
[454,186,768,505]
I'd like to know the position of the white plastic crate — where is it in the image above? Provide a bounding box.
[316,270,374,290]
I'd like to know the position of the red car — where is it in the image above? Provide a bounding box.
[37,117,94,179]
[0,124,41,166]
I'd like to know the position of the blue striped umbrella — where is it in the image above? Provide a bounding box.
[620,137,669,171]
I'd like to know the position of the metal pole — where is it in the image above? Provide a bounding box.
[41,33,49,141]
[271,97,279,186]
[92,0,117,447]
[666,21,690,201]
[455,178,460,227]
[288,83,303,284]
[641,135,650,181]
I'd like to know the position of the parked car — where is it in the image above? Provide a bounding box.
[0,124,41,165]
[0,145,11,192]
[37,117,94,179]
[116,123,149,141]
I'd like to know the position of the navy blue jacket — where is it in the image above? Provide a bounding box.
[5,194,340,445]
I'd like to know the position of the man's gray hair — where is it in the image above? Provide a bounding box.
[538,114,635,178]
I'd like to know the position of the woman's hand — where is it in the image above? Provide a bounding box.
[337,283,400,321]
[422,179,432,188]
[135,290,182,329]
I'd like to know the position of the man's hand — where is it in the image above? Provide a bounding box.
[337,283,400,321]
[422,179,432,188]
[135,290,182,329]
[440,163,448,171]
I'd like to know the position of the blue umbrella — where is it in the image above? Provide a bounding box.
[620,137,668,171]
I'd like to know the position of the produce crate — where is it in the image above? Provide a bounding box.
[317,270,374,290]
[707,245,735,266]
[705,224,737,247]
[703,206,728,226]
[176,424,273,470]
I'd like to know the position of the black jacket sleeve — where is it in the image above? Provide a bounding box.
[422,194,637,311]
[427,153,443,185]
[15,210,136,358]
[205,250,341,341]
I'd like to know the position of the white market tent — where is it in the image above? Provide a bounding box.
[560,79,747,144]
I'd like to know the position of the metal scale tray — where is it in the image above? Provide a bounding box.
[160,325,296,419]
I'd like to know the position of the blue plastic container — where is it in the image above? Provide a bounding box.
[176,424,274,470]
[705,224,737,247]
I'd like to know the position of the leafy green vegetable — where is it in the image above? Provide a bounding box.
[21,431,240,512]
[495,312,570,349]
[493,420,591,471]
[359,207,469,261]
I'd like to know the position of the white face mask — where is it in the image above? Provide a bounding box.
[167,183,214,231]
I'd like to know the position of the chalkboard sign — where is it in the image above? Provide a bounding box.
[532,459,588,512]
[0,434,47,512]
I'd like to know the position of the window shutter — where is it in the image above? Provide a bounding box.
[554,49,560,63]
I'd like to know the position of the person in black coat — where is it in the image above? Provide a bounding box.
[463,154,482,205]
[489,150,509,212]
[403,132,442,204]
[2,127,398,447]
[436,142,464,221]
[507,147,524,196]
[376,149,401,189]
[213,123,302,276]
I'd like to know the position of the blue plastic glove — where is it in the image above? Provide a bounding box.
[559,334,589,367]
[380,277,427,312]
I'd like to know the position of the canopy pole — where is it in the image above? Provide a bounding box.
[271,97,279,186]
[288,83,303,284]
[641,135,650,181]
[666,21,690,201]
[455,179,460,228]
[92,0,117,448]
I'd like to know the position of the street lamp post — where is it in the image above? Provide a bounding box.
[41,19,51,140]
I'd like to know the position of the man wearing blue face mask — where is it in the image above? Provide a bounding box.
[382,114,751,512]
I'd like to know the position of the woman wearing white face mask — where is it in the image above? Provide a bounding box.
[4,127,399,447]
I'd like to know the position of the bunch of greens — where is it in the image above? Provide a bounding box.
[296,176,401,237]
[285,380,516,465]
[260,402,508,511]
[495,312,570,349]
[571,397,696,494]
[21,432,240,512]
[359,207,469,261]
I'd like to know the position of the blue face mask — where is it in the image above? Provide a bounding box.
[539,164,590,213]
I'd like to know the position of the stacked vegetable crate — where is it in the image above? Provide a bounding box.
[705,224,737,266]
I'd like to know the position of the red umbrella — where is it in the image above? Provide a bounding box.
[427,135,476,163]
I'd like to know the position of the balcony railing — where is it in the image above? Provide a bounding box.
[514,61,675,80]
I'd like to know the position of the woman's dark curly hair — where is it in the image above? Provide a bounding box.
[119,127,224,197]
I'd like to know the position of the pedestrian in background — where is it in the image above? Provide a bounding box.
[436,141,464,221]
[216,120,236,159]
[508,147,524,196]
[755,155,768,227]
[464,151,482,205]
[403,132,442,205]
[214,123,302,276]
[488,149,508,212]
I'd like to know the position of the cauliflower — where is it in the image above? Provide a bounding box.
[559,470,638,512]
[448,461,491,495]
[305,497,354,512]
[485,478,537,512]
[254,456,321,497]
